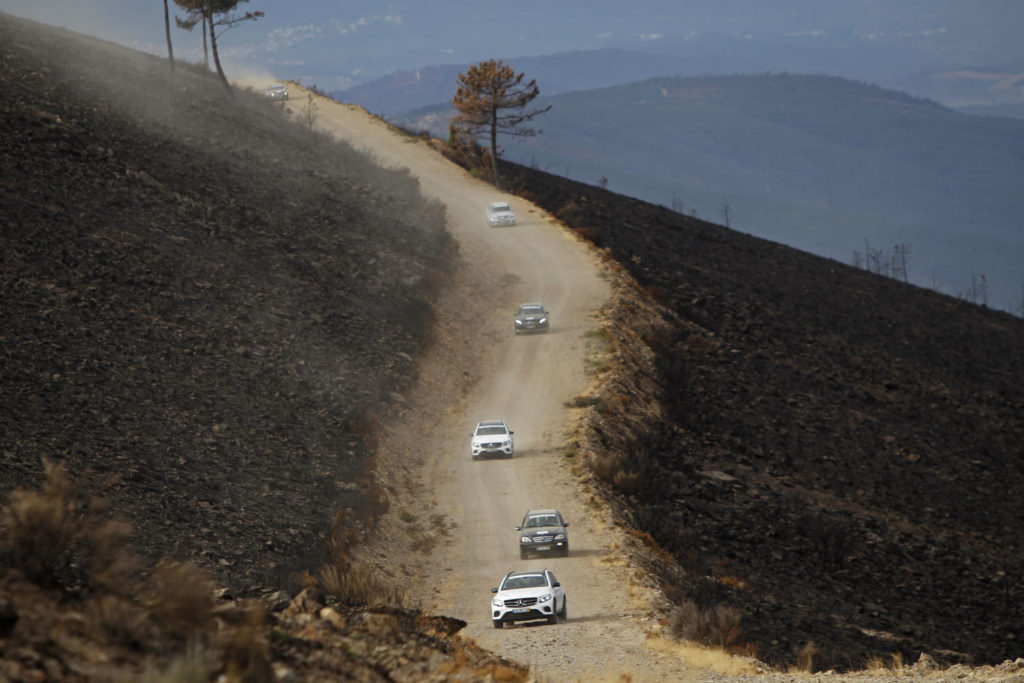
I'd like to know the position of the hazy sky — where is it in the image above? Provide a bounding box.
[3,1,1023,87]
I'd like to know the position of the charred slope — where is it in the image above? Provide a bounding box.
[0,13,451,589]
[504,161,1024,670]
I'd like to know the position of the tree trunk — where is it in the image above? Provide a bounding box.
[163,0,174,71]
[202,14,209,68]
[489,105,500,189]
[206,3,232,96]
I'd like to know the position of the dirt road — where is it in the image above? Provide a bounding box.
[266,87,708,681]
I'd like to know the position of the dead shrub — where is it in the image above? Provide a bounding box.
[667,599,743,649]
[626,528,675,564]
[796,641,820,672]
[409,533,438,554]
[564,394,602,408]
[555,198,583,224]
[319,507,405,607]
[218,600,273,683]
[0,458,138,593]
[612,469,642,494]
[590,451,622,484]
[798,513,856,570]
[89,592,154,645]
[318,562,405,607]
[145,560,215,635]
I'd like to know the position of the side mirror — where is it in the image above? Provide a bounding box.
[509,431,514,435]
[552,582,561,588]
[491,587,498,594]
[564,522,569,527]
[514,526,522,531]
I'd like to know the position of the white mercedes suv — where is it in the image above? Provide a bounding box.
[490,569,566,628]
[471,420,514,460]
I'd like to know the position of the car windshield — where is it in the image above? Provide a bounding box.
[490,203,511,212]
[502,574,547,590]
[476,426,507,436]
[518,305,543,315]
[525,515,559,528]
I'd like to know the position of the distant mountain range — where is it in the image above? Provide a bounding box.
[384,73,1024,313]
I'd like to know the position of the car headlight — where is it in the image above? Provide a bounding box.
[554,533,565,540]
[520,536,531,543]
[515,320,523,326]
[539,318,547,324]
[492,597,504,607]
[536,593,552,603]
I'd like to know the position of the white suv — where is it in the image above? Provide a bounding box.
[471,420,514,460]
[486,201,516,227]
[490,569,566,628]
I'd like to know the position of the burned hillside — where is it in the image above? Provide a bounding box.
[506,162,1024,670]
[0,13,452,589]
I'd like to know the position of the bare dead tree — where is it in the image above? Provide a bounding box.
[867,246,888,276]
[719,199,731,228]
[892,243,911,283]
[302,92,318,130]
[671,192,685,214]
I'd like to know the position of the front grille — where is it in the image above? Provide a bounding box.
[531,536,550,543]
[483,441,503,448]
[503,597,538,608]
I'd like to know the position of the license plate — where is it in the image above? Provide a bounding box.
[536,545,550,551]
[513,607,530,614]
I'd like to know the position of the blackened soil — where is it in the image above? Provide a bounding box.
[504,162,1024,670]
[0,14,452,590]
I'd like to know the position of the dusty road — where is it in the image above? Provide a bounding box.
[269,87,709,681]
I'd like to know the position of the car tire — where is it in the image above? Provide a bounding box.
[472,454,479,461]
[493,620,503,629]
[559,597,567,621]
[561,544,569,557]
[520,548,528,560]
[547,611,558,625]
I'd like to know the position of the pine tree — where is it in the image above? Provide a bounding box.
[451,59,551,188]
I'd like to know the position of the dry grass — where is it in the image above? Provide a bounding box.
[0,462,284,680]
[645,635,758,676]
[439,647,530,682]
[218,600,273,682]
[565,394,602,408]
[0,458,138,592]
[666,599,743,650]
[793,641,821,673]
[317,506,408,605]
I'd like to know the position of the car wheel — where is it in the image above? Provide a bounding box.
[547,611,558,625]
[493,620,503,629]
[472,454,479,461]
[562,544,569,557]
[559,597,567,621]
[520,548,528,560]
